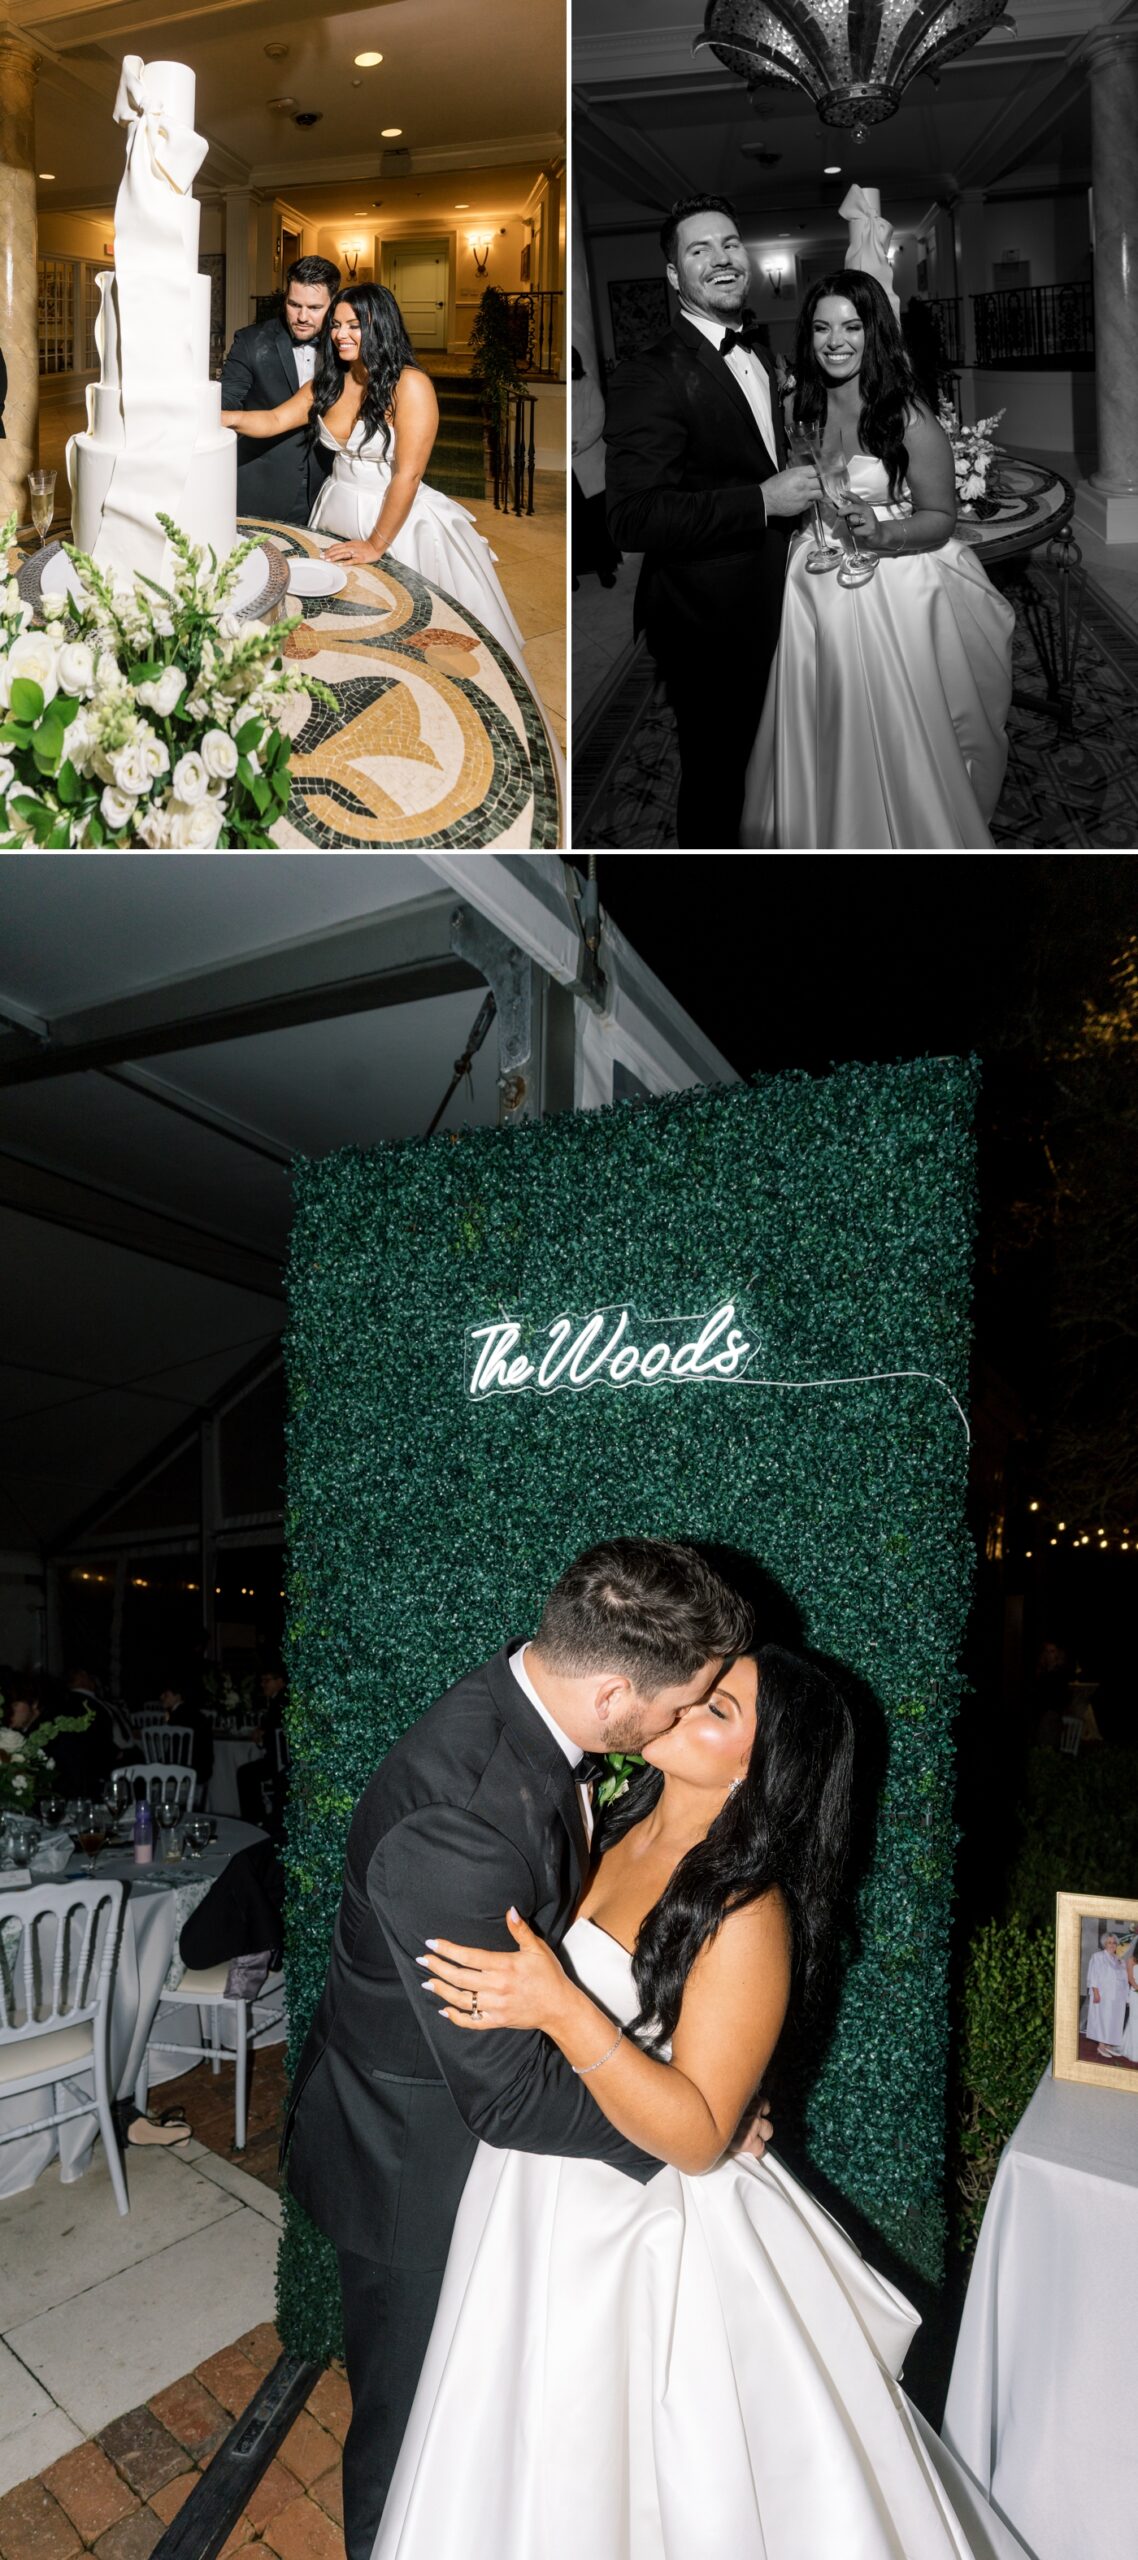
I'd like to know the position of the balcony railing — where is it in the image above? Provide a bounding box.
[927,296,965,371]
[501,290,563,379]
[972,282,1094,370]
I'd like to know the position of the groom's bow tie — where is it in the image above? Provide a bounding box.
[719,325,764,358]
[577,1753,609,1787]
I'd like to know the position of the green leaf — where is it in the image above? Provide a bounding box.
[11,792,56,846]
[55,694,80,729]
[87,810,105,846]
[0,721,33,751]
[235,718,264,755]
[250,774,271,818]
[33,712,65,773]
[128,659,164,683]
[56,760,81,806]
[9,677,44,724]
[270,764,292,806]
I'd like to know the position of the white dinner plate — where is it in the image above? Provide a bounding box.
[288,560,347,598]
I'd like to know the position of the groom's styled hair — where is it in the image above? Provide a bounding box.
[536,1538,751,1692]
[659,195,740,265]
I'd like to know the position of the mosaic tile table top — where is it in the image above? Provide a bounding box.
[241,520,561,849]
[948,459,1074,564]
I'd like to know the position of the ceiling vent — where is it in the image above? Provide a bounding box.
[293,110,323,128]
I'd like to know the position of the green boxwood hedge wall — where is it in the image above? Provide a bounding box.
[278,1060,976,2357]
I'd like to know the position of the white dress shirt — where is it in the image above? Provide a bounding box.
[291,340,317,387]
[680,302,778,471]
[510,1644,593,1844]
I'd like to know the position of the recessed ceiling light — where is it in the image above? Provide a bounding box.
[355,51,383,67]
[39,171,55,179]
[381,126,402,137]
[454,201,470,209]
[824,164,841,174]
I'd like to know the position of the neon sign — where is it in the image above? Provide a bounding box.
[466,1300,755,1399]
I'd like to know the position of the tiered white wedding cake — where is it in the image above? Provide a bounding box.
[67,57,241,585]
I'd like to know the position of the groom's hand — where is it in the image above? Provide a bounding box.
[730,2089,773,2161]
[762,464,823,520]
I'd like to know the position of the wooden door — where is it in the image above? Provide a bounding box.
[389,241,448,349]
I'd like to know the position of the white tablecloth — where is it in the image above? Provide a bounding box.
[943,2068,1138,2560]
[0,1816,278,2195]
[206,1735,263,1818]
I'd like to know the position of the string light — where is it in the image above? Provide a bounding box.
[1028,1500,1039,1512]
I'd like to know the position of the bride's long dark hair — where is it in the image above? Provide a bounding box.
[792,269,919,499]
[310,283,416,456]
[597,1644,855,2043]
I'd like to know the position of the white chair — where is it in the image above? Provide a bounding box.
[136,1965,285,2152]
[135,1722,195,1766]
[0,1878,128,2213]
[117,1761,196,1811]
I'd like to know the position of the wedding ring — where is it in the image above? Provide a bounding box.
[469,1994,482,2017]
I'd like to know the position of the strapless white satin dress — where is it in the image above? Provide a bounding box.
[741,454,1016,851]
[372,1917,1029,2560]
[308,417,527,667]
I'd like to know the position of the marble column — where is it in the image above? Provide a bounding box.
[1079,25,1138,543]
[223,187,254,350]
[0,29,40,526]
[950,186,988,419]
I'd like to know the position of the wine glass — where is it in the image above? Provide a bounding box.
[156,1798,181,1860]
[818,454,877,589]
[787,426,841,575]
[28,470,56,551]
[40,1794,66,1832]
[71,1800,110,1877]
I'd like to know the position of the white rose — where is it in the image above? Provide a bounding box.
[136,666,185,717]
[11,1772,30,1793]
[57,641,96,697]
[171,750,208,806]
[101,784,139,833]
[0,1728,22,1757]
[110,741,152,798]
[186,797,225,847]
[95,652,126,696]
[134,801,171,847]
[1,630,60,709]
[41,592,67,624]
[137,727,170,781]
[0,753,16,796]
[201,727,238,781]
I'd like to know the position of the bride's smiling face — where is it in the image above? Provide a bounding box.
[331,303,363,364]
[641,1655,757,1791]
[813,295,865,385]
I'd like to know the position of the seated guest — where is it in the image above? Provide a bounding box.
[2,1668,45,1734]
[221,254,340,525]
[51,1665,119,1797]
[237,1659,290,1839]
[152,1673,214,1792]
[179,1834,285,1989]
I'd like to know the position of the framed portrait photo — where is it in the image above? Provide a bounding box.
[1054,1892,1138,2093]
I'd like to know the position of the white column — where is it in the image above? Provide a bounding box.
[223,187,254,348]
[1077,25,1138,544]
[0,30,40,525]
[951,186,988,417]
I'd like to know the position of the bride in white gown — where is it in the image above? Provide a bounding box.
[380,1647,1029,2560]
[741,272,1015,850]
[221,282,525,666]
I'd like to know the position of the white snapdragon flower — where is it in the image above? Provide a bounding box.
[41,591,67,624]
[275,690,310,741]
[217,611,242,641]
[201,727,238,781]
[95,652,127,696]
[136,666,185,717]
[1,630,60,709]
[110,740,153,799]
[171,750,209,806]
[57,640,97,697]
[151,607,175,639]
[100,784,139,833]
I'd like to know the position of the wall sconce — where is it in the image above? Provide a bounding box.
[763,261,787,296]
[468,230,493,275]
[340,243,361,280]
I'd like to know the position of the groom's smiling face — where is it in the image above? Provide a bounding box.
[668,210,750,322]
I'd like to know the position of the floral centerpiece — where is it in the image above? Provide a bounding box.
[0,1706,92,1813]
[0,512,336,849]
[936,399,1006,508]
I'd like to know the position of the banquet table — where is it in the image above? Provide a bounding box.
[942,2067,1138,2560]
[207,1733,263,1819]
[239,518,562,850]
[0,1815,276,2197]
[946,458,1084,729]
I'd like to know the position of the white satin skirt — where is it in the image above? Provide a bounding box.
[309,449,527,668]
[372,2138,1031,2560]
[742,516,1015,851]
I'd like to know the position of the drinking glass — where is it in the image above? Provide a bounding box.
[819,455,877,588]
[186,1815,212,1858]
[71,1801,109,1876]
[108,1770,131,1821]
[787,427,841,574]
[40,1795,66,1831]
[28,470,56,550]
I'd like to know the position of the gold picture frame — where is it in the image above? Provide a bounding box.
[1053,1891,1138,2093]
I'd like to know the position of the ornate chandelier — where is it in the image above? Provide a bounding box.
[695,0,1013,134]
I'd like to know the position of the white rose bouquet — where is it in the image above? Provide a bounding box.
[0,512,336,849]
[0,1704,93,1813]
[936,400,1006,507]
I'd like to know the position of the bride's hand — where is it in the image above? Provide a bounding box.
[418,1908,576,2036]
[842,503,891,554]
[322,538,381,564]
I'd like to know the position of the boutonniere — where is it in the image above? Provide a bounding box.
[595,1751,645,1811]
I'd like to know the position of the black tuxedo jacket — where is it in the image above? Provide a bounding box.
[605,314,791,682]
[220,317,332,526]
[284,1646,657,2269]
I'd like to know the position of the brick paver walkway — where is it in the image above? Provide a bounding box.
[0,2326,349,2560]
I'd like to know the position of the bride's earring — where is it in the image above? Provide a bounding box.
[728,1777,742,1794]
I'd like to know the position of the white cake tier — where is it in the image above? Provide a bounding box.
[70,423,237,565]
[88,378,222,445]
[91,270,212,405]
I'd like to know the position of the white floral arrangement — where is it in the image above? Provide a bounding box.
[936,400,1006,506]
[0,511,336,849]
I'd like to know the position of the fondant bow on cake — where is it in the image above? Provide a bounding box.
[113,54,207,194]
[839,183,900,320]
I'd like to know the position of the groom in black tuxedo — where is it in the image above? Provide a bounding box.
[605,196,818,850]
[221,254,340,525]
[284,1538,753,2560]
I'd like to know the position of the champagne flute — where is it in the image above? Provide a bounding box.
[787,426,840,575]
[818,453,877,589]
[28,470,56,551]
